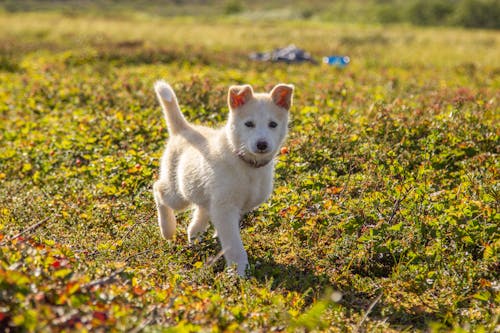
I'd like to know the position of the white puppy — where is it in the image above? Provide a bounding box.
[153,80,294,276]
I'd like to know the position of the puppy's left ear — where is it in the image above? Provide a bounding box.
[270,84,294,111]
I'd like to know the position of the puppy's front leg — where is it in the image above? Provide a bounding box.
[210,205,248,276]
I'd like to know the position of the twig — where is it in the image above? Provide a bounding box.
[51,309,79,326]
[386,198,402,225]
[129,316,154,333]
[129,306,158,333]
[81,269,124,290]
[123,248,153,263]
[355,292,383,333]
[416,293,439,311]
[206,248,227,267]
[1,215,54,245]
[117,211,155,246]
[337,164,354,204]
[387,186,413,225]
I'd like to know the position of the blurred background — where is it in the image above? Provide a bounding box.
[1,0,499,29]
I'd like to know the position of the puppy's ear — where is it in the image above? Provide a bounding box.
[270,84,294,110]
[228,85,253,110]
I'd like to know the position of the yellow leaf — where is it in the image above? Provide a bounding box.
[53,268,72,279]
[461,235,473,244]
[22,163,32,172]
[32,170,40,182]
[483,245,493,259]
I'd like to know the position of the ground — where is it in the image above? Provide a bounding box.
[0,10,499,332]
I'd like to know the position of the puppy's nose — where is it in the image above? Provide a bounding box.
[256,140,268,152]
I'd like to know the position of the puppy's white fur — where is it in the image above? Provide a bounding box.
[153,80,293,276]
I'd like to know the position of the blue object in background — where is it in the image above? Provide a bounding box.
[323,56,350,68]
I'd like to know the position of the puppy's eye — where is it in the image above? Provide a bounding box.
[269,121,278,128]
[245,121,255,128]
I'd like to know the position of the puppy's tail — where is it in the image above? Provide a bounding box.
[154,80,189,135]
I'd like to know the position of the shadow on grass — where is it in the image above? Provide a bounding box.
[340,290,441,330]
[248,256,441,329]
[188,232,440,329]
[248,256,330,303]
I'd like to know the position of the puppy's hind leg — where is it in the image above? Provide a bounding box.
[153,181,177,239]
[187,206,210,244]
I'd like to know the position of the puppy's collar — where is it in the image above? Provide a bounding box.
[237,152,271,168]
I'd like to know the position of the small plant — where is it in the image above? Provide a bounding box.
[406,0,454,26]
[224,0,244,15]
[453,0,500,29]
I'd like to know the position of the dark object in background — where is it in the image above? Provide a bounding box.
[249,44,317,64]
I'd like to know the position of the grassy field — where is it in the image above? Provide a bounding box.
[0,10,499,332]
[2,0,499,29]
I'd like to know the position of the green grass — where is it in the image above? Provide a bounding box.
[0,10,499,332]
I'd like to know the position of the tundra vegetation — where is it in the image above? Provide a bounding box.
[0,2,498,332]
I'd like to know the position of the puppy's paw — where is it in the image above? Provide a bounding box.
[154,80,174,102]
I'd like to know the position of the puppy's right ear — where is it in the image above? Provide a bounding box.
[228,85,253,110]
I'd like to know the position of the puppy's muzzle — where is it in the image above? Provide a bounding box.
[255,140,270,154]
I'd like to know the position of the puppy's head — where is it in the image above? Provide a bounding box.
[226,83,294,167]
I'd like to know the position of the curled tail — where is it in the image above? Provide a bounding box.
[154,80,189,135]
